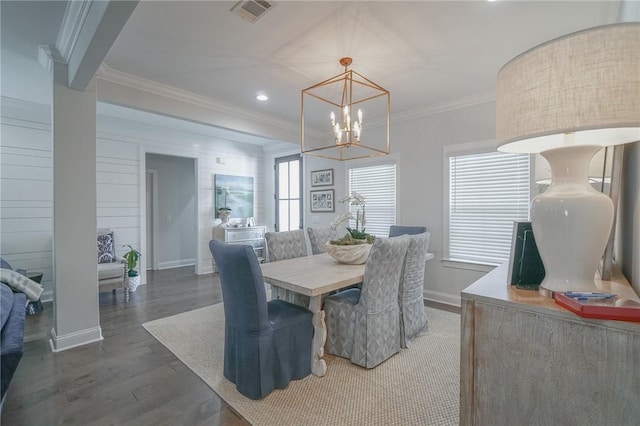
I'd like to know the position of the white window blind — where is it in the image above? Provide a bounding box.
[448,151,530,265]
[348,163,396,238]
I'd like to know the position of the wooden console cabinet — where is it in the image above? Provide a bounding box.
[212,226,266,262]
[460,263,640,426]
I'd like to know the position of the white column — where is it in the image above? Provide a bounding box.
[49,58,102,352]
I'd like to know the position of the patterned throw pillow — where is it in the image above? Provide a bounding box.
[97,232,115,264]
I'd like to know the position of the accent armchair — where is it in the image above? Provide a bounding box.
[97,229,129,301]
[324,235,410,368]
[209,239,313,399]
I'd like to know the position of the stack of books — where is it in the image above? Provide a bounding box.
[555,292,640,322]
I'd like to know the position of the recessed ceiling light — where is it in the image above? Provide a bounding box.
[256,94,269,101]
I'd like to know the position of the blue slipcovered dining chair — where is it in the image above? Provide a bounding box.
[209,239,313,400]
[323,235,410,368]
[389,225,427,237]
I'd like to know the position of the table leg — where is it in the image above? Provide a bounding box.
[308,295,327,377]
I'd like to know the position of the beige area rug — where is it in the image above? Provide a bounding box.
[143,304,460,426]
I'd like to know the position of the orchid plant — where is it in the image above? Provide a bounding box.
[218,186,231,212]
[329,192,375,244]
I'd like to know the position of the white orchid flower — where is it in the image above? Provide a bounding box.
[330,212,353,230]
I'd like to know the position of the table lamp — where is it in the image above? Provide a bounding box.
[496,23,640,296]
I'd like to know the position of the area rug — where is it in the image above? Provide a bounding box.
[143,304,460,426]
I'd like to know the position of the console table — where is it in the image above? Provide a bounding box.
[460,263,640,426]
[212,226,266,262]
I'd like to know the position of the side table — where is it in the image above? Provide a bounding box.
[25,272,44,316]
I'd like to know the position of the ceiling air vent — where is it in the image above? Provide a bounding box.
[231,1,275,23]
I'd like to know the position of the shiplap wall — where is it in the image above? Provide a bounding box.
[1,97,265,300]
[0,98,53,297]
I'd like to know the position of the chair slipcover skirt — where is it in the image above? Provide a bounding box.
[210,240,313,400]
[397,232,431,348]
[224,300,312,399]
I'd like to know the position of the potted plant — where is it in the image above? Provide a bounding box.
[326,192,375,264]
[123,245,142,291]
[217,186,232,226]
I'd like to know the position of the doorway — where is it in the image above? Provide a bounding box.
[145,153,197,273]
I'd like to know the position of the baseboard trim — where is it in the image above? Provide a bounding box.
[424,298,461,314]
[157,259,195,270]
[49,325,103,352]
[423,289,461,308]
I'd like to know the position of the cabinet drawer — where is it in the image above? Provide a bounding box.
[226,228,265,242]
[228,239,264,250]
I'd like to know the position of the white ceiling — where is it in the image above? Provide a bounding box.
[1,1,622,143]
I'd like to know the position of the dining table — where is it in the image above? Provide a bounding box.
[260,251,435,377]
[260,253,365,377]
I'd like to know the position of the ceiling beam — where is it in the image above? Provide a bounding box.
[56,0,139,91]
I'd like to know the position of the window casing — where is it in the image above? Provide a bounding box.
[445,142,531,269]
[347,162,396,238]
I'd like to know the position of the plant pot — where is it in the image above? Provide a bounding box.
[324,242,372,265]
[128,275,140,292]
[218,209,231,227]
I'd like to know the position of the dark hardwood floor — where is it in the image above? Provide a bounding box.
[1,267,250,426]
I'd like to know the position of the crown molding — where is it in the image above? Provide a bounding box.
[56,0,92,63]
[392,91,496,125]
[98,64,496,141]
[97,65,300,135]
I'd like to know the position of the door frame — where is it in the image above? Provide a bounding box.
[146,169,160,270]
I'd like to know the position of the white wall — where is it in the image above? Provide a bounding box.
[385,101,498,306]
[0,98,54,297]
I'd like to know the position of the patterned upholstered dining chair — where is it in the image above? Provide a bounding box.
[265,229,309,305]
[209,240,313,399]
[264,229,308,262]
[396,231,431,348]
[323,235,410,368]
[306,227,338,255]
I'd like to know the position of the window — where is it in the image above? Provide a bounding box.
[275,154,302,232]
[445,142,531,268]
[348,162,396,238]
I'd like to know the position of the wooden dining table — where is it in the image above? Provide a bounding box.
[260,253,365,377]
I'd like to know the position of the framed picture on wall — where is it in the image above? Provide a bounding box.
[214,174,254,218]
[310,169,334,187]
[310,189,335,212]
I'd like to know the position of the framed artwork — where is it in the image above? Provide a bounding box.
[310,169,334,187]
[310,189,335,212]
[214,174,254,218]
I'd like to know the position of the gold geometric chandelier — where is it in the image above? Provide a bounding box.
[301,57,390,161]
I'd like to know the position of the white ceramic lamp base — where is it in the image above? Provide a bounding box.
[532,145,614,296]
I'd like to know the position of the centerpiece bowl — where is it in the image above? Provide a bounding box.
[324,240,372,265]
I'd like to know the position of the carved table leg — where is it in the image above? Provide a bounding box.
[308,295,327,377]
